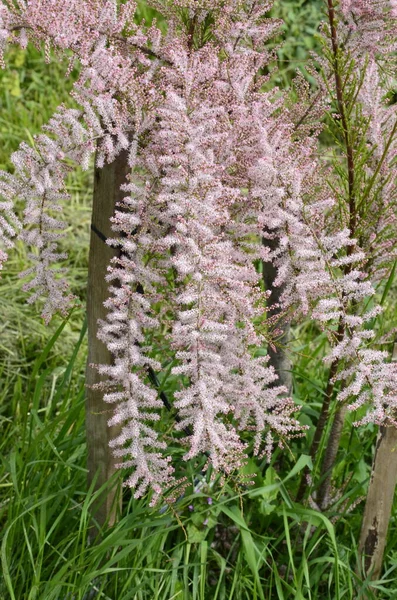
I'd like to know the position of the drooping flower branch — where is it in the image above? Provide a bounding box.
[96,161,176,504]
[94,33,304,495]
[290,0,397,504]
[0,0,159,320]
[0,177,21,271]
[1,0,397,503]
[339,0,397,57]
[317,1,397,425]
[153,47,300,468]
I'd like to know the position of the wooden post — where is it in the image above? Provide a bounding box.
[85,149,130,534]
[357,343,397,582]
[262,237,292,394]
[357,425,397,581]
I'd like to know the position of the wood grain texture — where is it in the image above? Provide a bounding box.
[262,236,292,394]
[358,425,397,582]
[85,149,130,534]
[357,343,397,583]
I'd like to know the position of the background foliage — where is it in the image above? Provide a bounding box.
[0,1,396,598]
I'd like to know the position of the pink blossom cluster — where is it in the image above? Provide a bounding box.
[97,16,303,495]
[356,58,397,281]
[329,0,397,424]
[0,0,157,320]
[339,0,397,56]
[244,97,397,424]
[1,0,397,500]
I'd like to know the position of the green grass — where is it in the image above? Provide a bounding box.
[1,321,396,599]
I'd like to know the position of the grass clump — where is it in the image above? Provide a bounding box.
[1,322,395,599]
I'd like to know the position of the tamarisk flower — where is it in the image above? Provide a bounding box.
[137,42,302,471]
[96,166,175,503]
[4,0,397,501]
[1,93,132,322]
[225,24,397,431]
[256,143,397,426]
[0,174,22,271]
[339,0,397,57]
[355,58,397,281]
[0,0,159,320]
[338,349,397,425]
[0,0,303,500]
[95,0,397,490]
[0,0,139,61]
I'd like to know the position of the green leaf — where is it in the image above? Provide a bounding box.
[187,524,207,544]
[249,454,313,499]
[352,458,369,484]
[380,259,397,306]
[219,505,265,600]
[258,467,280,515]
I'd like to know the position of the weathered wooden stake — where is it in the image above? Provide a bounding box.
[262,237,292,394]
[357,424,397,582]
[85,148,130,534]
[357,343,397,583]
